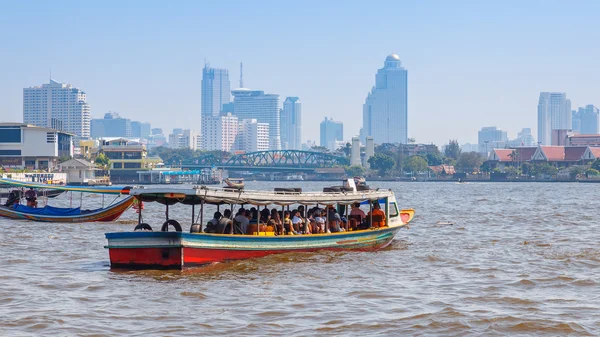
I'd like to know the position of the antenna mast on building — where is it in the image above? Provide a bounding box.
[239,62,244,88]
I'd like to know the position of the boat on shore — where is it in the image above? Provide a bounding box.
[104,180,415,269]
[0,178,134,222]
[223,177,245,189]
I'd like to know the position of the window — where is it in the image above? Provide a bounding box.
[113,163,123,169]
[0,150,21,156]
[124,162,141,169]
[389,202,399,217]
[0,127,21,143]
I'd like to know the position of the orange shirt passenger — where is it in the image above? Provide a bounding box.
[367,203,386,228]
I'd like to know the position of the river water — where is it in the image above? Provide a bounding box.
[0,181,598,336]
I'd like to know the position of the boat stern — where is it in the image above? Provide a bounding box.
[105,232,184,269]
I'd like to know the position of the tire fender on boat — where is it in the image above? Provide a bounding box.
[161,219,182,232]
[134,223,153,231]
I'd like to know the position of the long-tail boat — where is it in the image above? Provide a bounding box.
[0,178,134,222]
[105,180,415,269]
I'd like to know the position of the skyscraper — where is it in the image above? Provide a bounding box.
[537,92,571,145]
[478,126,508,154]
[320,117,343,150]
[231,89,280,150]
[572,105,599,135]
[201,66,230,149]
[361,54,408,144]
[236,119,270,153]
[280,97,302,150]
[23,79,91,139]
[203,113,239,152]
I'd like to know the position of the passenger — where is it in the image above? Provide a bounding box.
[25,188,37,208]
[298,205,306,218]
[205,211,222,233]
[315,210,326,233]
[349,202,366,222]
[330,211,344,232]
[234,208,250,234]
[4,191,20,208]
[291,209,304,234]
[249,207,258,224]
[260,207,270,224]
[367,202,386,228]
[268,208,283,235]
[217,209,233,233]
[283,211,295,235]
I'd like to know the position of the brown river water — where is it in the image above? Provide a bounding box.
[0,181,599,336]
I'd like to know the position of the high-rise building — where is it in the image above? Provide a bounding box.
[201,66,231,149]
[23,79,91,139]
[203,113,239,152]
[364,136,374,168]
[538,92,571,145]
[320,117,343,151]
[280,97,302,150]
[350,137,361,166]
[572,105,599,135]
[131,121,151,140]
[236,119,269,153]
[91,112,132,139]
[478,126,508,154]
[231,89,280,150]
[361,54,408,144]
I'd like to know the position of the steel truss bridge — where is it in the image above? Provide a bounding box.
[182,150,348,172]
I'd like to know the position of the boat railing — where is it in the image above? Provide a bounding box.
[190,185,389,197]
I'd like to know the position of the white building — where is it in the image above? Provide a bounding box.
[58,158,98,185]
[280,97,301,150]
[168,129,197,150]
[203,113,239,152]
[361,54,408,144]
[232,88,280,150]
[364,136,374,168]
[350,137,361,166]
[236,119,269,153]
[0,123,73,170]
[538,92,571,145]
[23,79,91,139]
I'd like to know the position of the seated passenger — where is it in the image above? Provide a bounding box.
[282,211,295,235]
[259,207,271,224]
[349,203,366,222]
[234,208,250,234]
[217,209,233,233]
[314,210,325,233]
[205,211,222,233]
[268,208,283,235]
[367,202,386,228]
[291,209,302,234]
[329,211,344,232]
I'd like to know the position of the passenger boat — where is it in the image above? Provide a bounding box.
[0,188,64,199]
[105,180,415,269]
[0,178,134,222]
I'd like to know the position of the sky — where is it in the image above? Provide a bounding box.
[1,0,600,146]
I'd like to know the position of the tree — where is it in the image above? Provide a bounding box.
[343,142,351,157]
[95,153,110,168]
[311,145,329,153]
[368,153,395,176]
[403,155,428,174]
[531,163,558,176]
[569,166,584,180]
[444,140,461,160]
[592,159,600,172]
[345,165,365,177]
[586,168,600,177]
[456,152,483,172]
[425,152,443,166]
[58,155,72,163]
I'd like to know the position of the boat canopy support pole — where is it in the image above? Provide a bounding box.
[369,201,373,228]
[230,204,234,234]
[137,197,142,225]
[192,204,195,226]
[385,197,389,227]
[80,192,83,208]
[199,199,204,231]
[166,203,169,220]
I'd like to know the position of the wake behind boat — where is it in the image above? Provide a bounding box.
[105,180,415,269]
[0,178,134,222]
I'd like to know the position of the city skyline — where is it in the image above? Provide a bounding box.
[2,1,600,146]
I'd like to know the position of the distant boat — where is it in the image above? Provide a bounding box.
[0,178,134,223]
[0,188,64,199]
[224,178,245,189]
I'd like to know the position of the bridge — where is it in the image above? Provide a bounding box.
[181,150,348,172]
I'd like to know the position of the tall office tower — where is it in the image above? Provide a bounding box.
[573,105,599,134]
[236,119,270,153]
[320,117,343,151]
[23,79,91,139]
[537,92,571,145]
[203,113,239,152]
[201,66,231,149]
[168,129,197,150]
[361,54,408,144]
[131,121,151,140]
[280,97,302,150]
[91,112,131,139]
[231,89,280,150]
[478,126,508,154]
[350,136,361,166]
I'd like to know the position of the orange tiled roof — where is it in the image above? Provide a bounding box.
[564,147,587,161]
[539,146,565,161]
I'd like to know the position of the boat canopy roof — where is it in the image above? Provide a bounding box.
[0,178,132,195]
[129,186,395,206]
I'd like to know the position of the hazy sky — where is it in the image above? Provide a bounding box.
[1,0,599,146]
